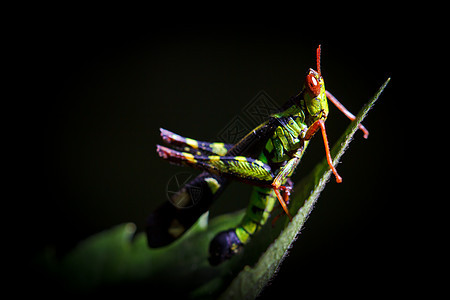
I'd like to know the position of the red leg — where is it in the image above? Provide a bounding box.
[318,119,342,183]
[326,90,369,139]
[303,119,342,183]
[304,117,321,140]
[271,182,293,226]
[272,185,293,221]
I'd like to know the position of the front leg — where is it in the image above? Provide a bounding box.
[304,119,342,183]
[271,148,303,221]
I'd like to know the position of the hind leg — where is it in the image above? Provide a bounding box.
[157,145,275,184]
[160,128,233,156]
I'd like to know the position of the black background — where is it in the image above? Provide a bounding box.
[19,24,420,297]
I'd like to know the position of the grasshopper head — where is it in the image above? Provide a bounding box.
[304,68,328,120]
[303,45,328,121]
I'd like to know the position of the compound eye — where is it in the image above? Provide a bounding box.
[306,73,321,97]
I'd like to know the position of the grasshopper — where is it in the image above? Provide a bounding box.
[146,45,368,265]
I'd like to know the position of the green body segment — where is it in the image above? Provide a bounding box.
[235,185,276,245]
[270,104,308,163]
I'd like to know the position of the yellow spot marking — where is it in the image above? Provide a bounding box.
[208,155,221,162]
[183,153,197,163]
[185,138,199,149]
[204,177,221,194]
[235,156,247,162]
[210,143,227,156]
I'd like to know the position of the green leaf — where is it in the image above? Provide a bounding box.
[47,210,245,294]
[40,78,389,298]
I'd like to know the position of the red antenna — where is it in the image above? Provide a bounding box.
[316,44,321,77]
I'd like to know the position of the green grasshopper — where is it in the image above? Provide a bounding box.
[146,45,369,265]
